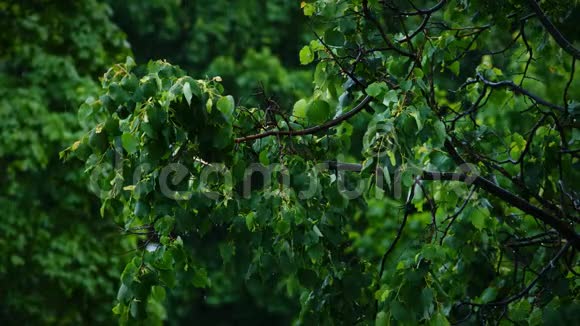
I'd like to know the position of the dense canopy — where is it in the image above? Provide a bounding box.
[2,0,579,324]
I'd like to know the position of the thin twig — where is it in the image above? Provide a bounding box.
[564,58,576,109]
[465,242,570,307]
[234,95,373,143]
[476,72,565,112]
[375,179,417,314]
[440,186,476,244]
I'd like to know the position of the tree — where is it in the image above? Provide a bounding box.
[1,1,310,324]
[64,0,579,324]
[0,1,133,323]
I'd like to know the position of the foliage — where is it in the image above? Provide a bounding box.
[1,0,312,324]
[68,0,580,324]
[0,0,133,323]
[6,0,580,324]
[106,0,312,104]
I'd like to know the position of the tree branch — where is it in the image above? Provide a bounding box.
[476,72,565,112]
[443,138,578,249]
[234,95,373,143]
[326,160,580,250]
[396,0,447,16]
[375,180,417,314]
[362,0,417,60]
[526,0,580,60]
[440,186,476,245]
[396,13,431,43]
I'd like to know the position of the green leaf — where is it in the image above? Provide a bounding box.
[150,285,166,301]
[366,82,388,97]
[293,99,309,119]
[193,267,210,288]
[428,312,450,326]
[88,128,108,153]
[302,3,316,16]
[159,269,176,288]
[246,212,256,231]
[375,287,391,302]
[125,56,136,71]
[382,90,398,107]
[121,132,139,154]
[121,75,139,92]
[313,225,324,237]
[183,82,193,106]
[420,288,434,315]
[324,29,344,46]
[275,219,291,235]
[117,283,131,303]
[299,46,314,65]
[511,300,531,321]
[413,67,424,78]
[206,98,213,113]
[109,83,130,103]
[154,216,174,236]
[383,163,392,191]
[408,107,423,131]
[448,61,460,76]
[10,255,24,266]
[390,300,409,322]
[307,99,331,124]
[121,259,139,286]
[307,244,324,262]
[259,150,270,165]
[470,207,488,231]
[480,287,498,303]
[112,303,122,315]
[217,95,235,117]
[78,103,93,122]
[528,308,542,325]
[432,120,447,148]
[376,311,389,326]
[130,300,145,319]
[134,201,149,218]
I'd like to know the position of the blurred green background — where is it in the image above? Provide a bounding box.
[0,0,310,323]
[3,1,579,325]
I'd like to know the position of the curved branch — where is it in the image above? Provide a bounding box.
[375,180,417,314]
[564,58,576,109]
[440,186,476,244]
[234,95,373,143]
[442,139,580,250]
[398,0,447,16]
[527,0,580,60]
[476,72,565,112]
[378,183,416,277]
[396,14,431,43]
[362,0,417,59]
[327,160,580,250]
